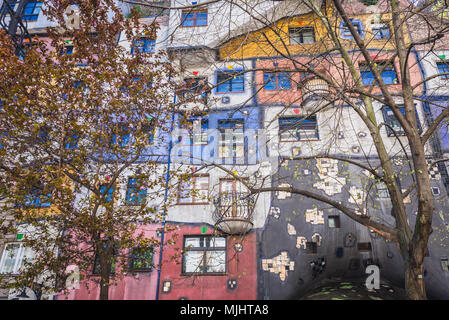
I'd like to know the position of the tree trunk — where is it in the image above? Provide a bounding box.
[99,276,109,300]
[404,259,427,300]
[98,248,111,300]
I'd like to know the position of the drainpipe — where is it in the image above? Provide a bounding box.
[155,81,176,300]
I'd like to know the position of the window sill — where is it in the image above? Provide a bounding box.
[279,139,320,143]
[216,91,245,94]
[176,202,209,205]
[181,25,208,28]
[180,272,226,276]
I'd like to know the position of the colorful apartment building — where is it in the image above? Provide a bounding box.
[1,0,449,300]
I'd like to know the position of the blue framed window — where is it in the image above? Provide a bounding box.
[23,1,42,21]
[131,38,155,54]
[111,125,130,147]
[216,71,244,93]
[99,184,114,203]
[125,177,147,205]
[289,27,315,44]
[1,1,16,14]
[181,9,207,27]
[24,187,52,208]
[64,132,78,149]
[37,126,49,144]
[340,19,364,39]
[437,61,449,80]
[279,116,319,141]
[263,72,291,90]
[0,132,7,149]
[382,105,421,136]
[360,62,398,85]
[372,23,391,39]
[61,45,73,55]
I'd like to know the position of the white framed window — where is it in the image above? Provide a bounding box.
[178,175,210,204]
[0,243,33,274]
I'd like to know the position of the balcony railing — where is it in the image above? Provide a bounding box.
[213,192,255,235]
[301,78,329,104]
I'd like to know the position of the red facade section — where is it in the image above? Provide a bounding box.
[158,224,257,300]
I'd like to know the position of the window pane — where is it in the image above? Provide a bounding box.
[184,237,202,248]
[184,251,204,273]
[264,73,277,90]
[209,237,226,248]
[0,243,21,273]
[278,73,291,89]
[205,251,226,273]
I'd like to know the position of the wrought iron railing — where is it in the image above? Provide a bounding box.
[212,192,255,234]
[0,0,33,58]
[301,78,329,103]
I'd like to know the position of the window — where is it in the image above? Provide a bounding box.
[1,1,16,14]
[305,242,317,254]
[218,120,244,158]
[36,126,49,144]
[178,175,209,204]
[263,72,291,90]
[129,247,153,271]
[182,236,226,274]
[372,22,391,39]
[278,116,319,142]
[181,9,207,27]
[23,1,42,21]
[23,186,52,208]
[64,132,79,149]
[0,243,33,274]
[61,45,74,55]
[289,27,315,44]
[377,182,390,198]
[125,177,147,205]
[437,61,449,80]
[360,62,398,85]
[111,125,130,147]
[99,184,114,203]
[357,242,372,252]
[328,216,340,228]
[219,179,250,217]
[382,106,407,136]
[179,118,208,145]
[131,38,155,54]
[341,19,363,38]
[181,77,209,102]
[142,124,155,145]
[216,71,244,93]
[441,258,449,272]
[125,178,147,205]
[191,119,208,144]
[93,241,118,275]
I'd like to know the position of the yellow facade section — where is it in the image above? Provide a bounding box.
[219,11,409,60]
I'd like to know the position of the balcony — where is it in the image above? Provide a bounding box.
[301,77,329,106]
[213,192,255,235]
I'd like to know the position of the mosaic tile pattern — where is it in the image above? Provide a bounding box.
[313,159,346,196]
[305,208,324,224]
[262,252,295,281]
